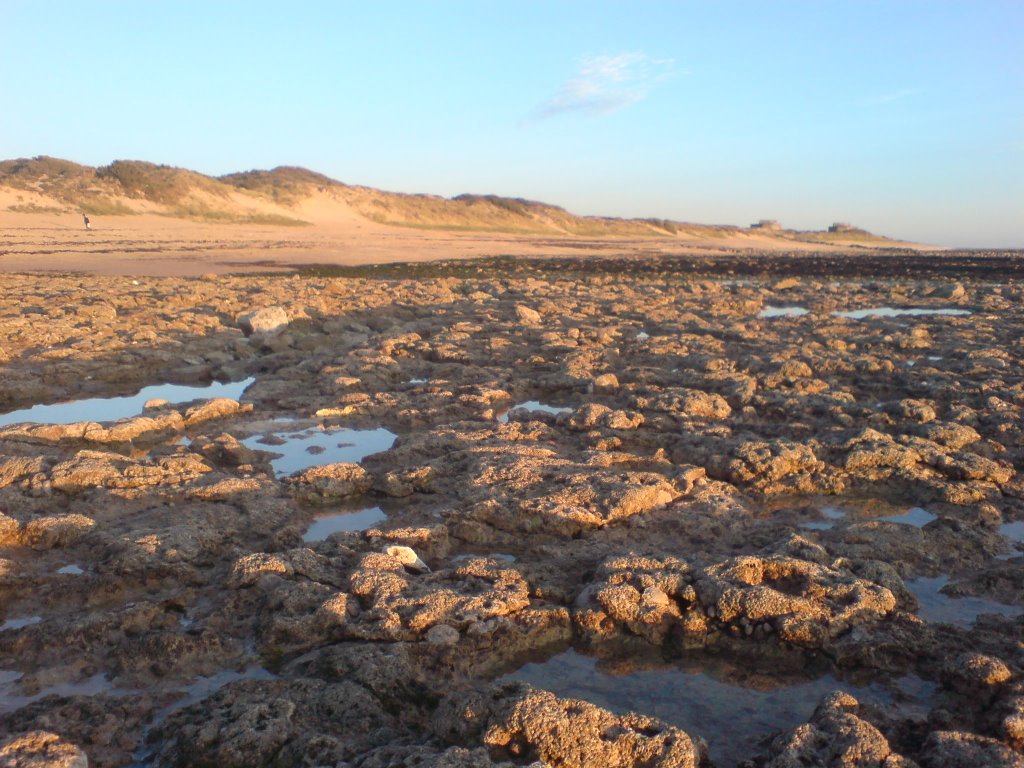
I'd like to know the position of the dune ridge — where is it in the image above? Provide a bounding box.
[1,155,910,246]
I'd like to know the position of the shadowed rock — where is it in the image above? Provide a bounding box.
[765,691,914,767]
[433,682,705,768]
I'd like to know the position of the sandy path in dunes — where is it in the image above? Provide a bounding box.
[0,210,925,277]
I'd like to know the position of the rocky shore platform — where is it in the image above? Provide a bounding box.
[1,251,1022,767]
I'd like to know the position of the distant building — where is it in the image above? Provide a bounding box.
[828,222,857,233]
[751,219,782,230]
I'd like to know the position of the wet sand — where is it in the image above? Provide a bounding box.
[0,208,943,278]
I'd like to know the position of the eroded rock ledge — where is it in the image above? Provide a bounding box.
[0,266,1022,767]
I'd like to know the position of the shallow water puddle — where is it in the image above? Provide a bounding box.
[0,671,129,715]
[877,507,937,527]
[1001,521,1024,544]
[0,616,41,632]
[131,664,277,766]
[242,424,396,476]
[997,521,1024,560]
[56,564,84,575]
[0,378,255,427]
[497,401,574,423]
[303,506,386,541]
[503,649,934,767]
[759,306,809,318]
[832,307,971,320]
[799,505,846,530]
[906,576,1024,627]
[800,504,935,530]
[155,665,275,722]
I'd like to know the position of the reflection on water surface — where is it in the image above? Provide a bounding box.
[503,649,935,767]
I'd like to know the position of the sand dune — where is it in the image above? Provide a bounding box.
[0,157,937,276]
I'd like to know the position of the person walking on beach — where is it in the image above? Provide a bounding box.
[83,214,91,230]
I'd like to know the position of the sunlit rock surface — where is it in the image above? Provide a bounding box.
[0,259,1022,766]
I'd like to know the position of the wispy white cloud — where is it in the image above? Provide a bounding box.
[531,52,675,121]
[858,88,923,107]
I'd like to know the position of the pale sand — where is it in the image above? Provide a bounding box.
[0,189,937,277]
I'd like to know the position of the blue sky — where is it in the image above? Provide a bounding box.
[2,1,1021,246]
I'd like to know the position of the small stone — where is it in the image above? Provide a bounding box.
[238,306,289,336]
[425,624,460,645]
[1002,712,1024,744]
[604,410,644,430]
[515,305,541,324]
[641,586,671,609]
[383,545,430,573]
[930,282,966,301]
[467,619,499,637]
[943,653,1012,689]
[590,373,619,393]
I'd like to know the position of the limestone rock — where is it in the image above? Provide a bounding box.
[590,373,619,393]
[725,440,822,488]
[0,731,89,768]
[183,398,251,427]
[151,679,397,768]
[434,683,704,768]
[425,624,461,646]
[237,306,288,336]
[919,730,1024,768]
[0,457,46,488]
[285,462,372,504]
[227,552,295,588]
[343,556,529,642]
[923,422,982,450]
[21,514,96,549]
[575,553,895,649]
[940,652,1012,693]
[765,692,912,767]
[929,282,967,301]
[566,403,611,431]
[515,305,541,325]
